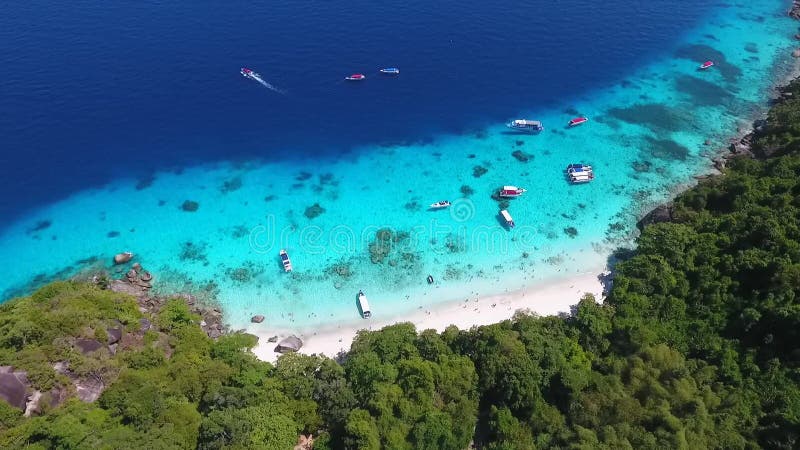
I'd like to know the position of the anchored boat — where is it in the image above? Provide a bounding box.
[357,290,372,318]
[280,249,293,272]
[498,186,527,198]
[566,163,594,183]
[500,210,515,228]
[699,60,714,70]
[568,116,589,127]
[507,119,543,133]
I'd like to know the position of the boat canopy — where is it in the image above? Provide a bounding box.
[358,291,371,318]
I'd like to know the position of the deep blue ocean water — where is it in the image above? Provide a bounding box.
[0,0,722,222]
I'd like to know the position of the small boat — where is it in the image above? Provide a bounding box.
[566,163,594,183]
[427,275,434,284]
[568,117,589,127]
[430,200,451,209]
[240,67,257,79]
[500,209,515,228]
[280,249,293,272]
[499,186,527,198]
[699,60,714,70]
[380,67,400,74]
[357,290,372,318]
[345,74,366,81]
[507,119,543,133]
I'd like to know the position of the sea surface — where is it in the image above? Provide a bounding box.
[0,0,796,329]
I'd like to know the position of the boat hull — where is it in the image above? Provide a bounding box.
[568,118,588,127]
[506,125,542,133]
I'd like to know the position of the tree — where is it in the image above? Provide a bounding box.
[344,409,380,450]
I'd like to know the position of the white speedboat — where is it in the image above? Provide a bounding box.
[429,200,451,209]
[241,67,258,79]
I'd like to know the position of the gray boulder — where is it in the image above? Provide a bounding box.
[637,204,674,230]
[0,373,27,410]
[113,252,134,265]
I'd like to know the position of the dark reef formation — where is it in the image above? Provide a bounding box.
[512,150,532,162]
[179,241,208,263]
[304,203,326,219]
[220,176,243,193]
[181,200,200,212]
[135,174,155,191]
[26,220,52,235]
[368,228,411,264]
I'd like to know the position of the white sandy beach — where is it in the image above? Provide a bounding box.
[250,270,606,363]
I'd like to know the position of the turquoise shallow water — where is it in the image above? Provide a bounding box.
[1,0,797,330]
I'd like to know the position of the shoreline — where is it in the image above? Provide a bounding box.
[249,268,606,362]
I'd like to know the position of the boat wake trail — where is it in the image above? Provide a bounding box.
[251,73,286,95]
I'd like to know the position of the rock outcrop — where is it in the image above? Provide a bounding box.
[113,252,133,264]
[637,204,674,230]
[107,327,122,345]
[108,260,154,296]
[0,367,28,410]
[104,257,228,339]
[275,335,303,353]
[75,377,105,403]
